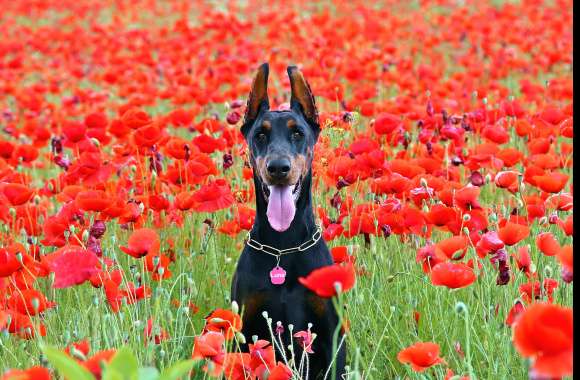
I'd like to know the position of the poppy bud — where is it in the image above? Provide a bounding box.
[226,111,241,125]
[90,220,106,239]
[482,97,488,105]
[82,229,90,242]
[231,301,239,314]
[31,298,40,312]
[70,347,87,361]
[90,137,100,147]
[462,214,471,222]
[9,208,16,217]
[33,195,41,205]
[455,302,467,315]
[235,332,246,344]
[230,99,244,109]
[69,225,76,234]
[469,171,484,187]
[489,213,498,223]
[333,281,343,295]
[561,267,573,283]
[159,350,166,358]
[262,311,269,319]
[543,265,553,279]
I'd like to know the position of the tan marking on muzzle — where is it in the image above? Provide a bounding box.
[286,119,297,128]
[262,120,271,130]
[288,154,309,184]
[254,154,309,186]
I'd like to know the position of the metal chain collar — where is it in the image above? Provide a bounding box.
[245,225,323,259]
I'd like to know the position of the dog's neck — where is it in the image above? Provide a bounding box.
[251,171,318,249]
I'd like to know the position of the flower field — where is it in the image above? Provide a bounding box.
[0,0,573,379]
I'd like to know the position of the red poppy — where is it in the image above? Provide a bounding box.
[267,362,293,380]
[45,246,101,288]
[536,232,561,257]
[454,186,481,210]
[1,183,34,206]
[144,252,172,281]
[121,107,151,129]
[120,228,161,258]
[498,222,530,246]
[0,366,51,380]
[192,331,226,377]
[223,352,252,380]
[191,179,234,212]
[397,342,445,372]
[294,330,315,354]
[8,288,56,316]
[81,349,117,379]
[512,302,573,378]
[494,171,520,193]
[475,231,504,258]
[144,318,169,345]
[505,300,525,327]
[533,172,569,193]
[557,245,573,274]
[299,262,356,297]
[431,262,477,289]
[204,309,242,340]
[0,245,24,277]
[248,339,275,374]
[330,246,356,264]
[436,235,468,260]
[374,112,402,135]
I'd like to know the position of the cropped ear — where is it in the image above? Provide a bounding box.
[287,65,319,135]
[241,63,270,137]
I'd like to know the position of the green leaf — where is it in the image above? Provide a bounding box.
[137,367,160,380]
[159,360,195,380]
[102,368,124,380]
[103,346,139,379]
[41,345,95,380]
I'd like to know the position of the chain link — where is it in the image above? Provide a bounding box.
[245,225,322,258]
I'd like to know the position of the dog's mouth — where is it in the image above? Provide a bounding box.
[261,178,302,203]
[260,177,302,232]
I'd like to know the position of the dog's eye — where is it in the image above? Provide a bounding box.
[292,131,303,140]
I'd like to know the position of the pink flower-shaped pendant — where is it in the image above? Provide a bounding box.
[270,266,286,285]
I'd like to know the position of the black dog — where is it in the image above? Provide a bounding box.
[231,63,346,379]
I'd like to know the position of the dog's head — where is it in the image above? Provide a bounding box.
[240,63,319,232]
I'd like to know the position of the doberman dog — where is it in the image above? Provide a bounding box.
[231,63,346,379]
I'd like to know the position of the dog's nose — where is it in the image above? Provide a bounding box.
[267,158,291,180]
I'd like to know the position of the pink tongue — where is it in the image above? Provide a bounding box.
[266,185,296,232]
